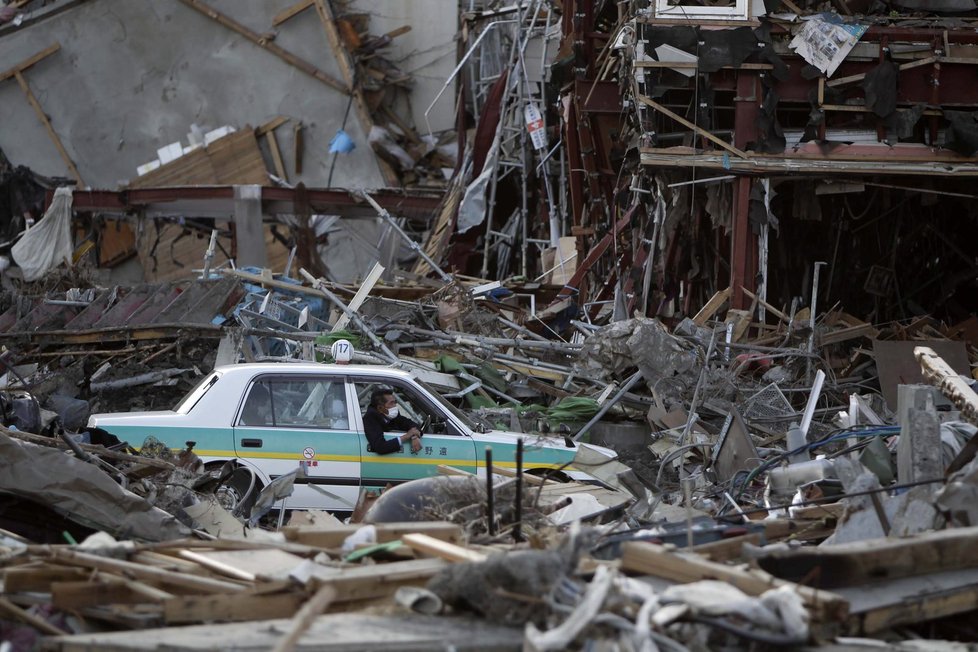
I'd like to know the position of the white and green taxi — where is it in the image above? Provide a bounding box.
[87,363,619,512]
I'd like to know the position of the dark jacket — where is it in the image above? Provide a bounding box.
[363,405,420,455]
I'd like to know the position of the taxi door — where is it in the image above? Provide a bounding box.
[350,377,477,491]
[233,374,361,511]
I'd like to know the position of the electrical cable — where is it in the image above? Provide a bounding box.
[733,424,900,499]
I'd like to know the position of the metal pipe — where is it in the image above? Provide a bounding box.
[485,446,495,536]
[423,19,519,139]
[807,261,827,381]
[358,190,453,284]
[679,329,718,447]
[514,438,524,543]
[799,369,826,437]
[573,370,644,442]
[299,268,399,364]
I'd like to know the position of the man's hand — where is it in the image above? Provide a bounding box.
[400,430,423,453]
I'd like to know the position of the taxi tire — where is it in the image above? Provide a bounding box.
[205,462,262,518]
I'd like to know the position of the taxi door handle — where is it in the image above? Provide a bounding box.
[241,438,263,448]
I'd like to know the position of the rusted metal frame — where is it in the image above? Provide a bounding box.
[62,187,442,219]
[573,100,609,228]
[564,101,587,231]
[728,70,761,310]
[730,176,755,311]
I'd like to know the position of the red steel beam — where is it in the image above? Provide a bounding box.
[60,186,443,219]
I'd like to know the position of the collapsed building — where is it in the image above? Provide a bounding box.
[3,0,978,650]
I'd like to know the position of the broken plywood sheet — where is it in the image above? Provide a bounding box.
[129,128,269,188]
[47,613,523,651]
[873,339,971,409]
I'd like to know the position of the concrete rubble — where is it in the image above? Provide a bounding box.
[2,0,978,650]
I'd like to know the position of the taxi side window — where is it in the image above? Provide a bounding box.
[238,378,350,429]
[352,380,454,435]
[239,381,274,426]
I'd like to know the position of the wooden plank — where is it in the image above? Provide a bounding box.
[131,129,269,188]
[52,580,160,610]
[177,549,310,582]
[820,323,879,346]
[693,287,731,326]
[178,0,347,93]
[3,565,87,593]
[309,558,447,603]
[754,525,978,588]
[271,0,314,26]
[283,521,462,549]
[331,262,384,332]
[47,549,248,594]
[741,287,788,323]
[637,95,748,159]
[14,70,84,185]
[690,533,763,562]
[436,464,473,477]
[266,129,289,182]
[401,533,487,563]
[0,595,68,636]
[621,542,848,622]
[0,42,60,82]
[257,116,290,136]
[164,592,305,624]
[271,585,336,652]
[846,568,978,634]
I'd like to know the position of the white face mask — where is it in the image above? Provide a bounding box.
[386,406,400,420]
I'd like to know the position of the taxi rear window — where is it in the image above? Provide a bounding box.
[174,371,221,414]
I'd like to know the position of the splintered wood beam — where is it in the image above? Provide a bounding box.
[14,71,84,185]
[177,0,347,94]
[637,94,749,159]
[0,43,83,185]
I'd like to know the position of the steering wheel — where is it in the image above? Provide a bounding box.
[421,414,431,434]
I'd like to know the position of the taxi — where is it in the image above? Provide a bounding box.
[88,363,619,512]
